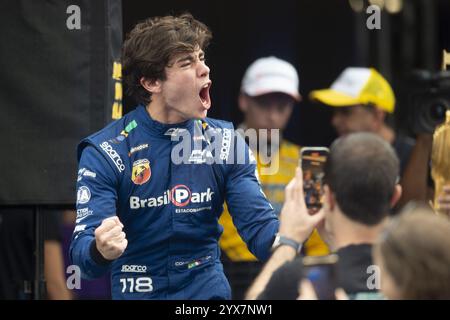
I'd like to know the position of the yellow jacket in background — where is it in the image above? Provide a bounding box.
[219,140,329,261]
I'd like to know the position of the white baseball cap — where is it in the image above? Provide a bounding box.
[241,56,301,101]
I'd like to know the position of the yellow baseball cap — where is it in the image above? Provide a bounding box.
[310,67,395,113]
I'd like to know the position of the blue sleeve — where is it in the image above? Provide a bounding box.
[69,145,118,279]
[224,133,279,261]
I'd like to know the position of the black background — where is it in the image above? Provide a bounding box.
[0,0,449,205]
[0,0,122,205]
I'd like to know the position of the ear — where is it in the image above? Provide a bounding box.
[140,77,162,94]
[324,184,335,212]
[390,184,402,208]
[374,109,386,128]
[238,93,249,113]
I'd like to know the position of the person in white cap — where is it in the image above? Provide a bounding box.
[219,56,329,299]
[238,56,301,137]
[310,67,429,208]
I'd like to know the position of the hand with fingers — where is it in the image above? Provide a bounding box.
[94,216,128,260]
[278,167,326,243]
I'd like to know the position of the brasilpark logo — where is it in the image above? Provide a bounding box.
[129,185,214,209]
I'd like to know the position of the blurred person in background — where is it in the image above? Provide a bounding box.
[248,132,401,300]
[310,67,430,208]
[0,207,72,299]
[318,132,401,299]
[219,56,329,299]
[373,203,450,299]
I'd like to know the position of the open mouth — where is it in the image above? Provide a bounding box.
[199,81,212,108]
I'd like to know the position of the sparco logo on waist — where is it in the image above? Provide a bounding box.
[100,141,125,172]
[121,265,147,273]
[129,185,214,209]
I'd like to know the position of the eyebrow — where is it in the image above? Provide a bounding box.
[174,51,205,65]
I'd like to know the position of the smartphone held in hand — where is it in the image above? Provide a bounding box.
[299,147,329,209]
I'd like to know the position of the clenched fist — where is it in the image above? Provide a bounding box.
[94,216,128,260]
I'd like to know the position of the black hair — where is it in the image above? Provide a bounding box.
[324,132,399,225]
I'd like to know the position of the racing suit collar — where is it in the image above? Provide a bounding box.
[136,105,195,137]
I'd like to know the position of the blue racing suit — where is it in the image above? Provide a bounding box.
[70,105,279,299]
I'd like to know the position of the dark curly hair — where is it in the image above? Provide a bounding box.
[122,13,212,105]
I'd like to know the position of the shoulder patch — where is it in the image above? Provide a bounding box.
[99,141,126,172]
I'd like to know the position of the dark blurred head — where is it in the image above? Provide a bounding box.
[239,93,296,135]
[330,104,386,136]
[324,132,400,225]
[374,204,450,299]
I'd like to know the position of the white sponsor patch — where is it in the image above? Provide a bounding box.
[164,128,187,137]
[121,265,147,273]
[175,206,212,213]
[77,168,97,181]
[220,128,232,160]
[100,141,125,172]
[129,144,149,156]
[77,186,91,204]
[188,149,213,164]
[73,225,86,233]
[76,207,93,223]
[129,186,214,210]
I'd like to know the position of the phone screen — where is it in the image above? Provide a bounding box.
[303,254,338,300]
[300,147,329,209]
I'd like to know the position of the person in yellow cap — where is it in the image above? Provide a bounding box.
[219,56,329,299]
[310,67,429,207]
[310,67,397,138]
[310,67,414,169]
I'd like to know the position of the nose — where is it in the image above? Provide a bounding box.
[197,60,210,78]
[266,105,282,127]
[267,108,279,124]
